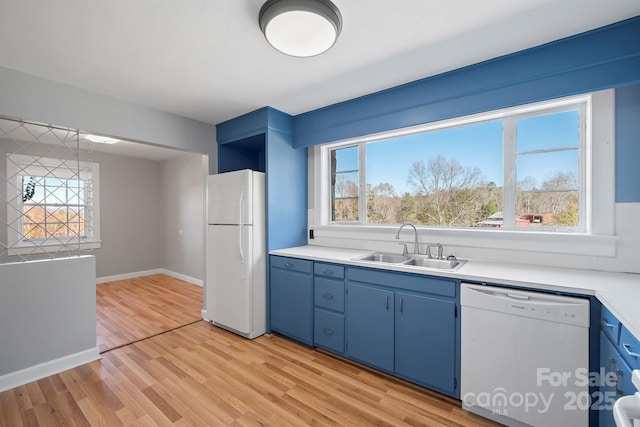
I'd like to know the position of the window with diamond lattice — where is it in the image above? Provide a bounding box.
[21,176,87,240]
[6,153,101,255]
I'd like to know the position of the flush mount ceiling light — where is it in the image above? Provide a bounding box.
[83,134,120,144]
[259,0,342,57]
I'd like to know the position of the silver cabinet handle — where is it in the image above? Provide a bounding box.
[602,320,616,329]
[323,328,334,336]
[284,263,294,269]
[322,292,334,299]
[385,296,389,310]
[399,297,404,313]
[623,343,640,358]
[322,268,333,275]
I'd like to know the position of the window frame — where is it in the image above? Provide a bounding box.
[6,154,102,255]
[312,90,616,257]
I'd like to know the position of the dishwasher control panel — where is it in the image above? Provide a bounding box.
[461,283,590,328]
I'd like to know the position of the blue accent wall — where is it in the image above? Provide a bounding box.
[266,127,308,251]
[615,85,640,203]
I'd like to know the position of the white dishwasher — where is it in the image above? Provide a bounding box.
[461,283,590,427]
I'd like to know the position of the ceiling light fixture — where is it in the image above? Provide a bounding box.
[83,134,120,144]
[259,0,342,57]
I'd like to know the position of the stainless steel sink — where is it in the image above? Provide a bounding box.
[404,257,462,269]
[356,252,411,263]
[354,252,465,270]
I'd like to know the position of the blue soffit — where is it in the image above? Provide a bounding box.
[215,16,639,149]
[217,107,294,145]
[291,16,640,147]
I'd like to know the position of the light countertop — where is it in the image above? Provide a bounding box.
[270,245,640,341]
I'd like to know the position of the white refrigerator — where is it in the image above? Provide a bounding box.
[206,169,266,339]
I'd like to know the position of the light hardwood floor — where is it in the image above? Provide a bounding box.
[96,274,203,352]
[1,274,499,426]
[0,321,500,426]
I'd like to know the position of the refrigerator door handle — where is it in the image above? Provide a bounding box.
[239,191,244,224]
[238,226,245,262]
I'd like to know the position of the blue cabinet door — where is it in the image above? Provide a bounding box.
[270,267,313,345]
[346,283,394,372]
[600,332,635,427]
[395,292,456,395]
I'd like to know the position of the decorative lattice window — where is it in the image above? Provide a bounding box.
[1,119,101,260]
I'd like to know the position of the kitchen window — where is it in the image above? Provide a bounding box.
[6,154,101,255]
[314,90,616,254]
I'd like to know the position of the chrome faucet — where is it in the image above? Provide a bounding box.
[426,243,444,259]
[395,222,419,255]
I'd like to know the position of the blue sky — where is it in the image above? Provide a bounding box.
[335,109,580,195]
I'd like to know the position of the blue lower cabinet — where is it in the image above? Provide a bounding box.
[599,303,640,427]
[314,309,345,354]
[345,268,459,398]
[277,259,461,399]
[395,292,456,394]
[619,324,640,371]
[600,332,635,427]
[346,283,395,372]
[270,257,313,345]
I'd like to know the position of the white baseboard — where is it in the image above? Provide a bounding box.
[96,269,163,284]
[0,347,101,393]
[96,269,203,287]
[160,269,203,287]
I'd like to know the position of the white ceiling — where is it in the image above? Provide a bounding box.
[0,0,638,158]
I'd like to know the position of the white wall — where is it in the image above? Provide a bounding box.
[161,153,207,284]
[94,151,165,278]
[0,256,99,392]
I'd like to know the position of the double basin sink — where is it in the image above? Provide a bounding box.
[354,252,465,271]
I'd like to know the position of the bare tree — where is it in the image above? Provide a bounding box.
[517,176,538,214]
[367,183,401,224]
[407,156,485,226]
[332,175,358,222]
[539,172,579,226]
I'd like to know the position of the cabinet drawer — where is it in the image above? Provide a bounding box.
[314,263,344,279]
[619,325,640,370]
[314,309,344,354]
[347,267,455,298]
[601,305,620,344]
[315,278,345,312]
[271,256,312,274]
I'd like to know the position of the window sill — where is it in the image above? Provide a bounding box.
[310,225,618,257]
[8,240,102,256]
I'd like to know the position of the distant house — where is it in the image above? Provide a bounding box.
[478,211,543,228]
